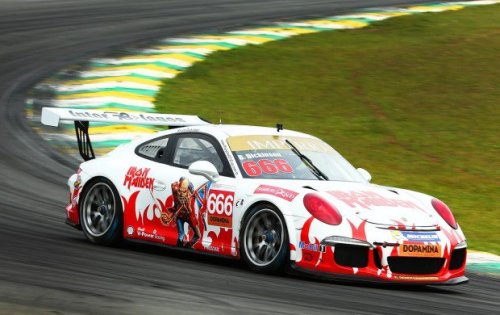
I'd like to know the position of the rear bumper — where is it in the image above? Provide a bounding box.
[65,218,81,230]
[66,172,82,227]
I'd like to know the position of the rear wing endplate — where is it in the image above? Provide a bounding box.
[41,107,210,161]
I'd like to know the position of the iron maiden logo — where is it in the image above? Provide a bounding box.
[328,190,423,210]
[123,166,154,190]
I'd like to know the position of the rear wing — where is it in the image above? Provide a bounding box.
[41,107,210,161]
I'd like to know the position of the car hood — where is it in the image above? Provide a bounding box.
[256,180,438,227]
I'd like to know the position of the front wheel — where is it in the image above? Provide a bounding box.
[79,178,123,245]
[240,204,289,273]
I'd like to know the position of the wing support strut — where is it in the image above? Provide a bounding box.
[74,121,95,161]
[40,107,210,161]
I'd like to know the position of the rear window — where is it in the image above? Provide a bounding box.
[136,137,169,160]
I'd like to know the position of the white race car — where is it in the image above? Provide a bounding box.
[41,107,468,285]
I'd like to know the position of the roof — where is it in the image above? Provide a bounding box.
[175,124,317,138]
[117,123,320,152]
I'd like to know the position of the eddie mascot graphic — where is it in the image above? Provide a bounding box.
[161,177,202,248]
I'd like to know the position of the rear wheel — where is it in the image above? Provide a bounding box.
[241,204,289,273]
[80,178,122,245]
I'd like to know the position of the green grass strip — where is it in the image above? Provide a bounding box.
[467,263,500,274]
[164,41,240,49]
[57,103,157,112]
[89,61,186,71]
[57,87,157,97]
[74,73,163,82]
[155,4,500,254]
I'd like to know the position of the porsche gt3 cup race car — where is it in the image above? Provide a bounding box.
[41,107,468,285]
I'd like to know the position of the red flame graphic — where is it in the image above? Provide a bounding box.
[348,219,368,240]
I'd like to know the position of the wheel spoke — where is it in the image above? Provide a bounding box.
[255,243,266,260]
[102,188,110,204]
[253,240,264,250]
[83,182,116,237]
[98,219,106,232]
[244,208,285,267]
[91,214,101,227]
[263,246,272,261]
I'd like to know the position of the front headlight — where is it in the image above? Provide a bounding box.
[321,236,372,248]
[455,240,467,249]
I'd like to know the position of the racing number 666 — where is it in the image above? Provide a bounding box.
[242,159,292,177]
[207,190,234,216]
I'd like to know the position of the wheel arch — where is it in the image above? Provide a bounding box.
[239,199,299,262]
[80,174,125,207]
[78,175,124,245]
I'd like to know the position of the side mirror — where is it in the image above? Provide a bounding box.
[189,161,220,182]
[357,168,372,182]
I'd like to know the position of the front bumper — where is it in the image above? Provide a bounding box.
[292,228,467,285]
[289,262,469,285]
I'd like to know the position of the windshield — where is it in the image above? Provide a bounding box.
[227,135,365,182]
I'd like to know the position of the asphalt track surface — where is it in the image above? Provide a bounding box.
[0,0,499,314]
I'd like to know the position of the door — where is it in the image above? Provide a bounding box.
[120,135,173,243]
[150,133,239,256]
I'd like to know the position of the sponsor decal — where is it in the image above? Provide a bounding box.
[237,152,283,160]
[393,275,439,281]
[210,182,235,191]
[206,189,234,228]
[235,198,245,208]
[68,110,187,124]
[66,171,83,224]
[220,140,240,176]
[74,174,81,188]
[391,230,405,241]
[176,127,200,133]
[227,135,334,153]
[137,227,165,241]
[391,230,440,242]
[254,185,298,202]
[401,231,440,242]
[71,175,82,207]
[399,243,441,257]
[126,226,134,235]
[328,190,423,210]
[204,245,221,253]
[299,241,326,253]
[123,166,154,190]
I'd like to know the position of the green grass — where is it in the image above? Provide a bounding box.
[156,5,500,254]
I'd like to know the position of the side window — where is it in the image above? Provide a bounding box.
[173,137,224,173]
[136,137,169,161]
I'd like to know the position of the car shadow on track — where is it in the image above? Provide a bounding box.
[68,235,466,295]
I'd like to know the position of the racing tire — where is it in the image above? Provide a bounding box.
[240,203,289,273]
[79,177,123,245]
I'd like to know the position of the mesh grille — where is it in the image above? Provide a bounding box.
[388,257,445,274]
[449,248,466,270]
[334,245,369,268]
